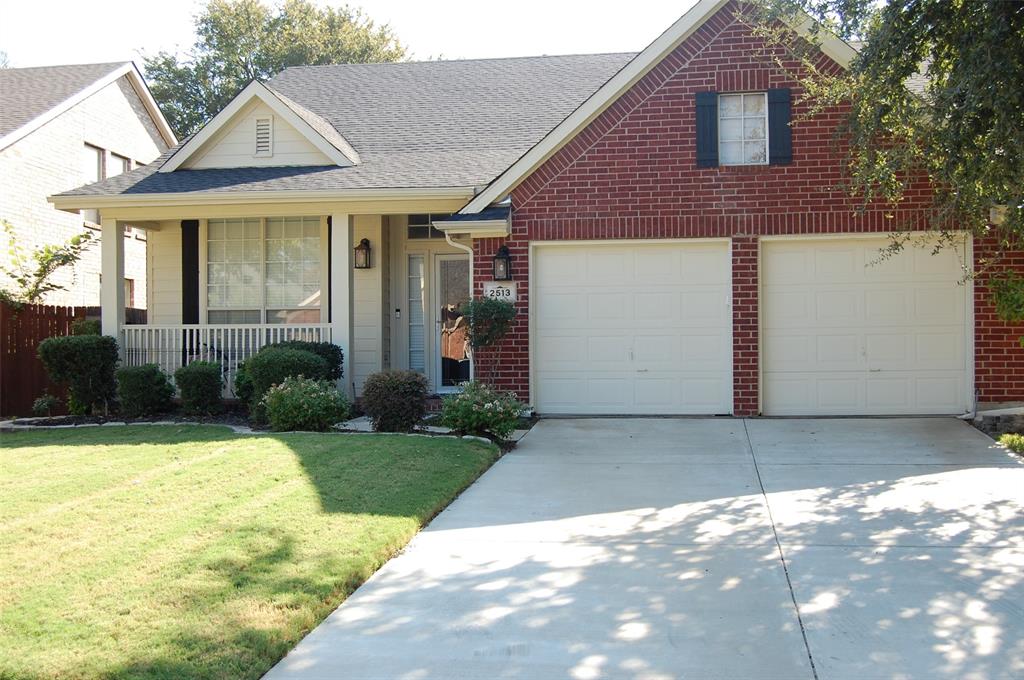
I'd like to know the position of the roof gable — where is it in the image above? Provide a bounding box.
[0,62,176,151]
[158,81,359,173]
[460,0,857,214]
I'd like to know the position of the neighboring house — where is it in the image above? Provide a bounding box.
[0,62,176,307]
[48,0,1024,415]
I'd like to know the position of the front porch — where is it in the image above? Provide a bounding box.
[97,204,497,397]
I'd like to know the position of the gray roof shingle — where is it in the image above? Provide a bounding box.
[56,53,635,199]
[0,62,127,140]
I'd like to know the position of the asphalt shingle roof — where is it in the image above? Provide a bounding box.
[56,53,635,199]
[0,62,127,140]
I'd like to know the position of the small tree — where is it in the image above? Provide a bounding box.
[0,220,94,306]
[463,297,517,384]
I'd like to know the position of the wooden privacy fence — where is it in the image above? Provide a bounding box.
[0,303,145,417]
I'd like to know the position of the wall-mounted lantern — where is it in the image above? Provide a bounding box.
[493,245,512,281]
[354,238,372,269]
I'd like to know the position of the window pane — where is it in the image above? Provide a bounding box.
[744,117,766,140]
[719,94,742,116]
[720,141,743,165]
[743,93,766,115]
[264,216,320,313]
[720,118,742,141]
[744,141,767,164]
[266,309,321,324]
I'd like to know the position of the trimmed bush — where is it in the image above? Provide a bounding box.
[71,318,100,336]
[441,381,525,440]
[37,335,118,415]
[32,393,61,417]
[267,340,343,381]
[361,369,429,432]
[116,364,174,417]
[233,360,254,404]
[247,347,331,404]
[174,361,223,415]
[262,376,350,432]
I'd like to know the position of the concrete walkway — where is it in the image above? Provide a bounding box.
[264,418,1024,680]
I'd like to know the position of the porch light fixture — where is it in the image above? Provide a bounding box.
[354,238,372,269]
[493,245,512,281]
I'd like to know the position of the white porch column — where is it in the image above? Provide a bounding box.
[100,217,125,344]
[330,213,354,397]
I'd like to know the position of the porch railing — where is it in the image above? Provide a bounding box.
[121,324,333,397]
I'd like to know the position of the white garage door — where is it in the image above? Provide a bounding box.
[533,241,732,415]
[761,237,970,415]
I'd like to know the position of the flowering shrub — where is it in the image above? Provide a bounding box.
[441,381,526,439]
[262,376,350,432]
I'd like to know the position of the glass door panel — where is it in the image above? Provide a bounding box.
[436,255,470,389]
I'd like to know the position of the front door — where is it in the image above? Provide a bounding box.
[435,254,471,391]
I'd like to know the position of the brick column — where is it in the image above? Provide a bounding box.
[732,236,759,416]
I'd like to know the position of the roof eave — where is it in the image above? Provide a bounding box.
[48,185,477,212]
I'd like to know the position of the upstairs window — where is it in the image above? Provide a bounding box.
[695,89,792,168]
[718,93,767,165]
[254,116,273,157]
[81,144,105,224]
[109,153,132,177]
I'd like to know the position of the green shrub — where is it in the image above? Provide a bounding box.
[116,364,174,417]
[31,393,61,417]
[267,340,343,381]
[999,433,1024,454]
[361,370,429,432]
[71,318,100,336]
[37,335,118,415]
[247,347,330,404]
[262,376,350,432]
[174,361,223,415]
[233,360,254,403]
[441,381,526,439]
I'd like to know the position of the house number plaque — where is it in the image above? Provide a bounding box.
[483,281,517,302]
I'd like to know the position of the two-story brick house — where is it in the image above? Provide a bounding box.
[48,0,1024,415]
[0,62,176,307]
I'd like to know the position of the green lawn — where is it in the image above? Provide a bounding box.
[0,426,498,680]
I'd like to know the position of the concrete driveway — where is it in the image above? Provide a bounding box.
[265,418,1024,680]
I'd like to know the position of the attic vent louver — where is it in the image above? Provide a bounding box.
[254,116,273,157]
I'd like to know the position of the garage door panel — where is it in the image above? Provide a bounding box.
[763,237,968,415]
[534,242,732,415]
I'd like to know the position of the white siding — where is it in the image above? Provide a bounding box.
[187,102,332,169]
[146,222,182,324]
[352,215,384,392]
[0,75,167,306]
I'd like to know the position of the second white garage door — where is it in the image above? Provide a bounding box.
[533,241,732,415]
[761,236,970,415]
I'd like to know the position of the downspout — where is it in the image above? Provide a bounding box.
[445,231,475,381]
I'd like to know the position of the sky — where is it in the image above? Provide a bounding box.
[0,0,698,69]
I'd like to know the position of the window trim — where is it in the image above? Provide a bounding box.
[717,92,769,167]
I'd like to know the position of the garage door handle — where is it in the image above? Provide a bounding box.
[869,368,882,372]
[636,368,649,373]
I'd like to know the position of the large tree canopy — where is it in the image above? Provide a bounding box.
[145,0,406,137]
[749,1,1023,284]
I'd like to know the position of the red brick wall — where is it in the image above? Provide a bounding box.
[974,238,1024,406]
[473,0,1023,412]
